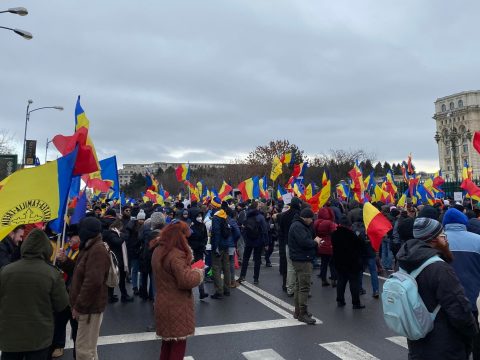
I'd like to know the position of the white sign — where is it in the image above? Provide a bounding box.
[282,193,293,205]
[453,192,463,202]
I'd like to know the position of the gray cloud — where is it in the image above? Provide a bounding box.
[1,0,480,172]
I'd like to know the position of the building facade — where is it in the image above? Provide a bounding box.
[433,91,480,181]
[118,162,226,186]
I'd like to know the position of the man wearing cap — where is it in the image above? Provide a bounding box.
[397,217,477,359]
[443,207,480,358]
[288,207,321,325]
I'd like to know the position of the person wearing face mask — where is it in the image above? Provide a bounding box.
[181,209,191,225]
[188,209,208,299]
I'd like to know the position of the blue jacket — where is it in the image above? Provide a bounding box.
[443,208,480,312]
[211,210,230,251]
[226,217,241,248]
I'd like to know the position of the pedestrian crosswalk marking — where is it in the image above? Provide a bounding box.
[184,357,195,360]
[319,341,380,360]
[242,349,286,360]
[236,284,294,318]
[386,336,408,349]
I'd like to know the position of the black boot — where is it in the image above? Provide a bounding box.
[297,306,316,325]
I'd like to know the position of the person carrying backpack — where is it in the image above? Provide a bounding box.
[390,217,477,360]
[237,201,268,285]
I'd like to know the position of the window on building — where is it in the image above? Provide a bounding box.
[447,165,451,171]
[458,100,464,107]
[450,102,455,110]
[463,144,468,153]
[441,104,446,112]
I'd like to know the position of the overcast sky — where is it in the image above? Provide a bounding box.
[1,0,479,172]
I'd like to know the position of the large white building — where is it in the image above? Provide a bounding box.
[118,162,226,186]
[433,91,480,181]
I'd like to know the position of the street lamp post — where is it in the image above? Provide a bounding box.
[22,100,63,168]
[434,126,472,183]
[45,138,53,163]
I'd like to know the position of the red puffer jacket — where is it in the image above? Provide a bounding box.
[314,208,337,256]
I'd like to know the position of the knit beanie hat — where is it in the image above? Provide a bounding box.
[300,208,315,219]
[78,217,102,248]
[136,209,146,220]
[442,208,468,226]
[150,211,166,229]
[397,217,414,241]
[413,217,443,241]
[417,205,440,220]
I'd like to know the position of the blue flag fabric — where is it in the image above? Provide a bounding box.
[99,156,119,198]
[70,191,87,225]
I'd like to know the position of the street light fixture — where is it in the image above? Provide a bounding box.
[434,120,472,182]
[0,25,32,39]
[22,100,63,168]
[0,7,28,16]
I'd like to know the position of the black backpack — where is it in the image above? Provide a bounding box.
[220,218,231,239]
[244,216,260,239]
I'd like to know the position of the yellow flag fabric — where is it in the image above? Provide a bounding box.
[318,180,331,208]
[0,162,64,239]
[270,156,283,181]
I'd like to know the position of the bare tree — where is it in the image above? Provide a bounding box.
[0,129,15,155]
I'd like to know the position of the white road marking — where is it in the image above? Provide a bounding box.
[363,272,388,281]
[236,285,294,318]
[242,348,286,359]
[386,336,408,349]
[184,357,195,360]
[320,341,380,360]
[64,319,305,349]
[241,281,322,323]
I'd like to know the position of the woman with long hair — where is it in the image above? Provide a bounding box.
[151,220,204,360]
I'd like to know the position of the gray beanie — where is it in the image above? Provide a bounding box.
[150,212,166,230]
[413,217,443,241]
[136,209,146,220]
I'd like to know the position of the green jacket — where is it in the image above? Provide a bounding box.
[0,229,69,352]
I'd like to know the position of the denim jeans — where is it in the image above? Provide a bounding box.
[360,257,379,294]
[130,258,141,289]
[380,239,393,270]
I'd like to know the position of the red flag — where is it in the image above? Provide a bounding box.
[52,127,98,175]
[461,178,480,199]
[473,132,480,155]
[82,175,112,193]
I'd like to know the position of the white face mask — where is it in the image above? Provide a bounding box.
[196,216,203,223]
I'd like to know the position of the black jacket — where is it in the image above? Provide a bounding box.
[123,220,142,260]
[331,226,363,274]
[287,215,317,262]
[397,238,477,360]
[188,220,208,252]
[102,229,124,267]
[0,236,20,269]
[467,218,480,236]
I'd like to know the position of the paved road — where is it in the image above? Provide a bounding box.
[63,251,408,359]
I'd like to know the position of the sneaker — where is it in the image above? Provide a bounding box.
[51,348,64,358]
[121,295,134,303]
[372,291,380,299]
[210,293,223,300]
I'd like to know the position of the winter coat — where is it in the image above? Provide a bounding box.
[314,207,337,256]
[0,236,20,269]
[331,226,363,273]
[288,215,317,262]
[467,218,480,235]
[242,209,268,247]
[211,210,230,251]
[69,236,111,315]
[123,220,143,260]
[444,221,480,312]
[139,228,160,274]
[227,217,241,248]
[0,230,69,353]
[397,238,477,360]
[152,247,203,340]
[102,228,125,268]
[188,220,208,252]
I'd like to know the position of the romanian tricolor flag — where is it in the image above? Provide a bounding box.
[218,181,233,200]
[238,176,260,201]
[74,96,100,171]
[397,189,408,208]
[259,176,269,199]
[145,189,165,206]
[363,202,392,251]
[270,156,283,181]
[0,149,78,239]
[292,162,308,178]
[348,162,365,201]
[432,170,445,191]
[277,185,287,200]
[318,171,331,208]
[407,153,414,175]
[175,164,190,182]
[305,184,313,201]
[336,181,349,200]
[461,178,480,201]
[280,152,294,165]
